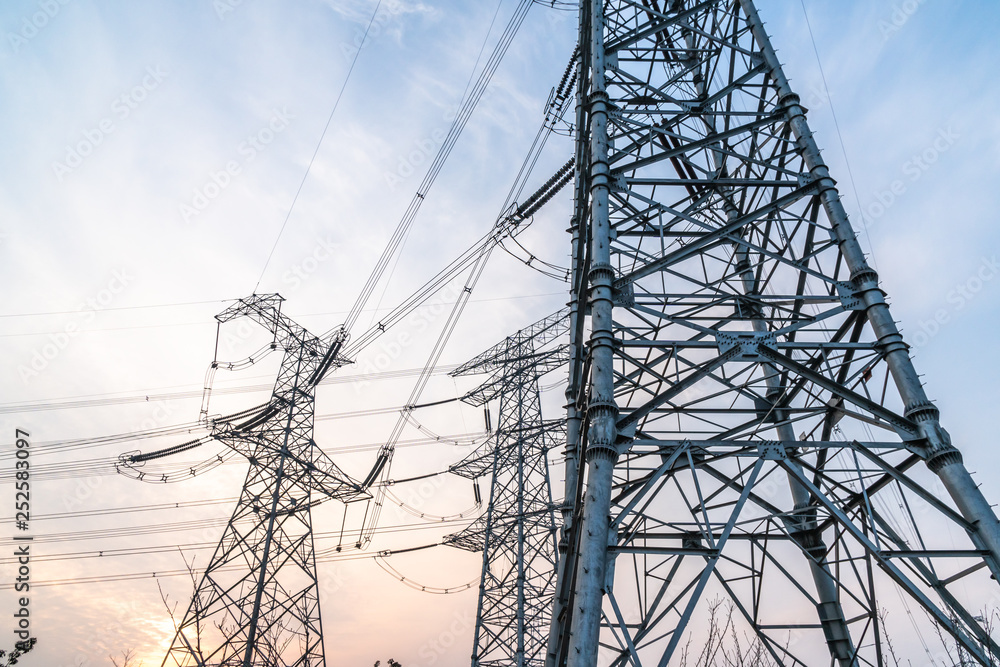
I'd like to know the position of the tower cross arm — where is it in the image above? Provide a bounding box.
[451,308,570,377]
[306,439,371,501]
[461,345,570,407]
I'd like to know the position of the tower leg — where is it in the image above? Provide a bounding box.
[738,0,1000,578]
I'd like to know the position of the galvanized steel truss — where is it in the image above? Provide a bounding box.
[162,294,367,667]
[547,1,1000,666]
[447,310,569,667]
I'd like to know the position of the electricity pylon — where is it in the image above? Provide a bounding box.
[446,310,569,667]
[547,2,1000,666]
[127,294,368,667]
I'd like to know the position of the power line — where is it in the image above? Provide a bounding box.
[0,363,461,415]
[0,299,231,319]
[0,320,215,338]
[0,291,564,327]
[0,541,465,590]
[0,516,470,555]
[254,0,385,292]
[799,0,878,270]
[0,496,236,524]
[0,429,490,483]
[0,291,566,336]
[341,0,535,335]
[361,0,506,331]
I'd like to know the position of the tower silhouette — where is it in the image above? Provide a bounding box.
[447,310,569,667]
[124,294,367,667]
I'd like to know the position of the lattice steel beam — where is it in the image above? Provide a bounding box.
[161,294,367,667]
[548,2,1000,666]
[446,310,569,667]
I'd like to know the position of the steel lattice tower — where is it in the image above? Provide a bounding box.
[156,294,367,667]
[446,310,569,667]
[545,1,1000,665]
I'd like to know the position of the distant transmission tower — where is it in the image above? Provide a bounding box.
[122,294,367,667]
[547,1,1000,666]
[447,310,569,667]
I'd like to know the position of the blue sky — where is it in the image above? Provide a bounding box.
[1,0,1000,665]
